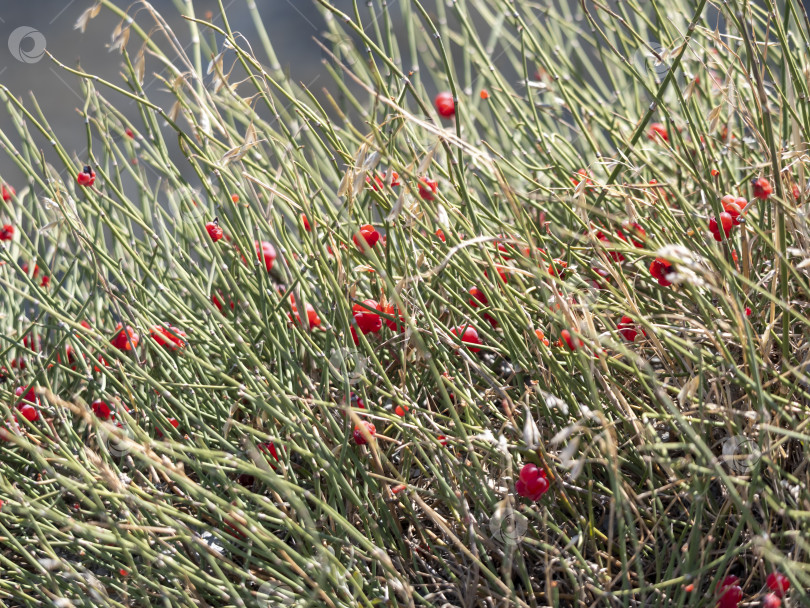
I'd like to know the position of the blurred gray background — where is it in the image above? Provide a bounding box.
[0,0,355,184]
[0,1,803,187]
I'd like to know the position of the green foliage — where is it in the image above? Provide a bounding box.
[0,0,809,606]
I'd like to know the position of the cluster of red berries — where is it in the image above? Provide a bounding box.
[288,295,321,330]
[111,322,186,352]
[351,299,405,343]
[353,224,380,251]
[709,195,747,242]
[716,576,743,608]
[715,570,790,608]
[1,184,15,202]
[451,325,483,352]
[617,316,646,342]
[14,386,39,423]
[203,217,278,274]
[353,420,376,445]
[595,221,646,263]
[150,325,187,351]
[762,572,790,607]
[515,463,549,500]
[367,170,401,191]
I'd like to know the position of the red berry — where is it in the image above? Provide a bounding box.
[21,263,41,280]
[435,92,455,118]
[717,576,743,608]
[485,264,510,284]
[23,334,40,352]
[752,177,772,200]
[259,441,280,460]
[14,386,32,405]
[572,169,593,189]
[745,307,752,317]
[0,224,13,241]
[435,228,446,242]
[366,171,400,191]
[289,295,321,330]
[468,286,488,308]
[212,292,235,314]
[76,165,96,187]
[649,257,674,287]
[710,212,734,241]
[256,241,276,272]
[721,195,746,225]
[535,329,550,346]
[418,177,438,201]
[451,325,482,353]
[617,221,646,248]
[350,392,366,410]
[547,259,567,278]
[92,400,113,420]
[0,420,20,441]
[468,286,497,327]
[763,593,782,608]
[720,212,734,233]
[125,128,134,139]
[766,572,790,597]
[379,302,404,332]
[205,220,223,242]
[394,404,409,417]
[617,316,646,342]
[111,324,139,351]
[1,184,15,202]
[353,300,382,334]
[14,386,35,404]
[589,267,611,289]
[150,325,186,351]
[560,329,582,351]
[353,421,376,445]
[353,224,380,251]
[515,463,549,501]
[648,122,669,142]
[18,403,38,422]
[596,230,625,263]
[301,214,312,232]
[437,435,448,446]
[258,441,281,470]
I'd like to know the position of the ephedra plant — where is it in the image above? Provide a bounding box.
[0,0,809,606]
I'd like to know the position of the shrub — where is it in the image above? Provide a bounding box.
[0,0,808,605]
